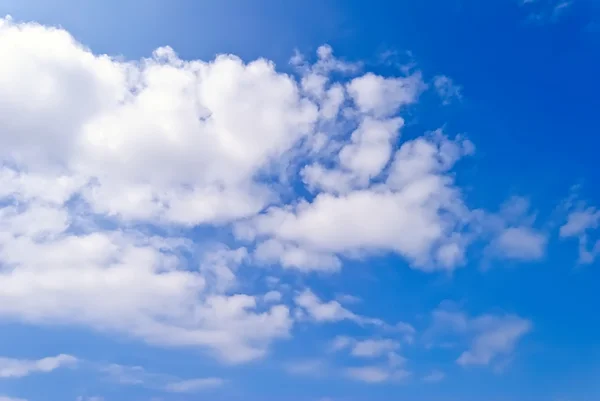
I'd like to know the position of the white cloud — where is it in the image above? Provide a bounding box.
[0,18,319,226]
[301,164,357,195]
[395,322,417,344]
[345,366,389,383]
[0,16,542,370]
[241,132,476,272]
[163,378,224,393]
[429,304,532,368]
[491,227,547,260]
[520,0,574,23]
[302,117,406,195]
[329,337,400,358]
[102,364,149,385]
[345,366,410,384]
[199,246,248,294]
[422,370,445,383]
[481,197,547,262]
[347,72,424,118]
[102,363,223,393]
[0,223,291,364]
[292,44,359,76]
[291,45,356,122]
[294,290,383,326]
[560,207,600,237]
[255,239,342,272]
[336,294,362,305]
[330,336,354,352]
[560,204,600,264]
[551,1,574,17]
[433,76,462,105]
[264,290,283,303]
[0,354,77,378]
[0,16,330,364]
[457,316,532,367]
[0,396,27,401]
[329,334,410,384]
[351,339,400,358]
[284,359,328,377]
[338,117,405,183]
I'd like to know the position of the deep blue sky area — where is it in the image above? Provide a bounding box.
[0,1,599,401]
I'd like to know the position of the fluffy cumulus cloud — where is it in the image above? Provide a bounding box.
[0,16,540,370]
[239,131,477,272]
[0,16,304,365]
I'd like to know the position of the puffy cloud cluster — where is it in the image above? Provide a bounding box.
[0,16,538,367]
[0,17,320,225]
[0,17,332,364]
[239,132,477,272]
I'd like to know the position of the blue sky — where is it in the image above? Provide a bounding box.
[0,1,598,401]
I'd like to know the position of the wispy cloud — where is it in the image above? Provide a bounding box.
[0,354,224,395]
[345,366,410,384]
[560,196,600,264]
[284,359,329,377]
[163,378,225,393]
[433,76,463,105]
[76,397,104,401]
[328,333,411,384]
[520,0,575,23]
[422,370,446,383]
[428,302,532,369]
[0,354,77,378]
[330,337,401,358]
[294,289,385,327]
[479,196,548,264]
[102,364,224,394]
